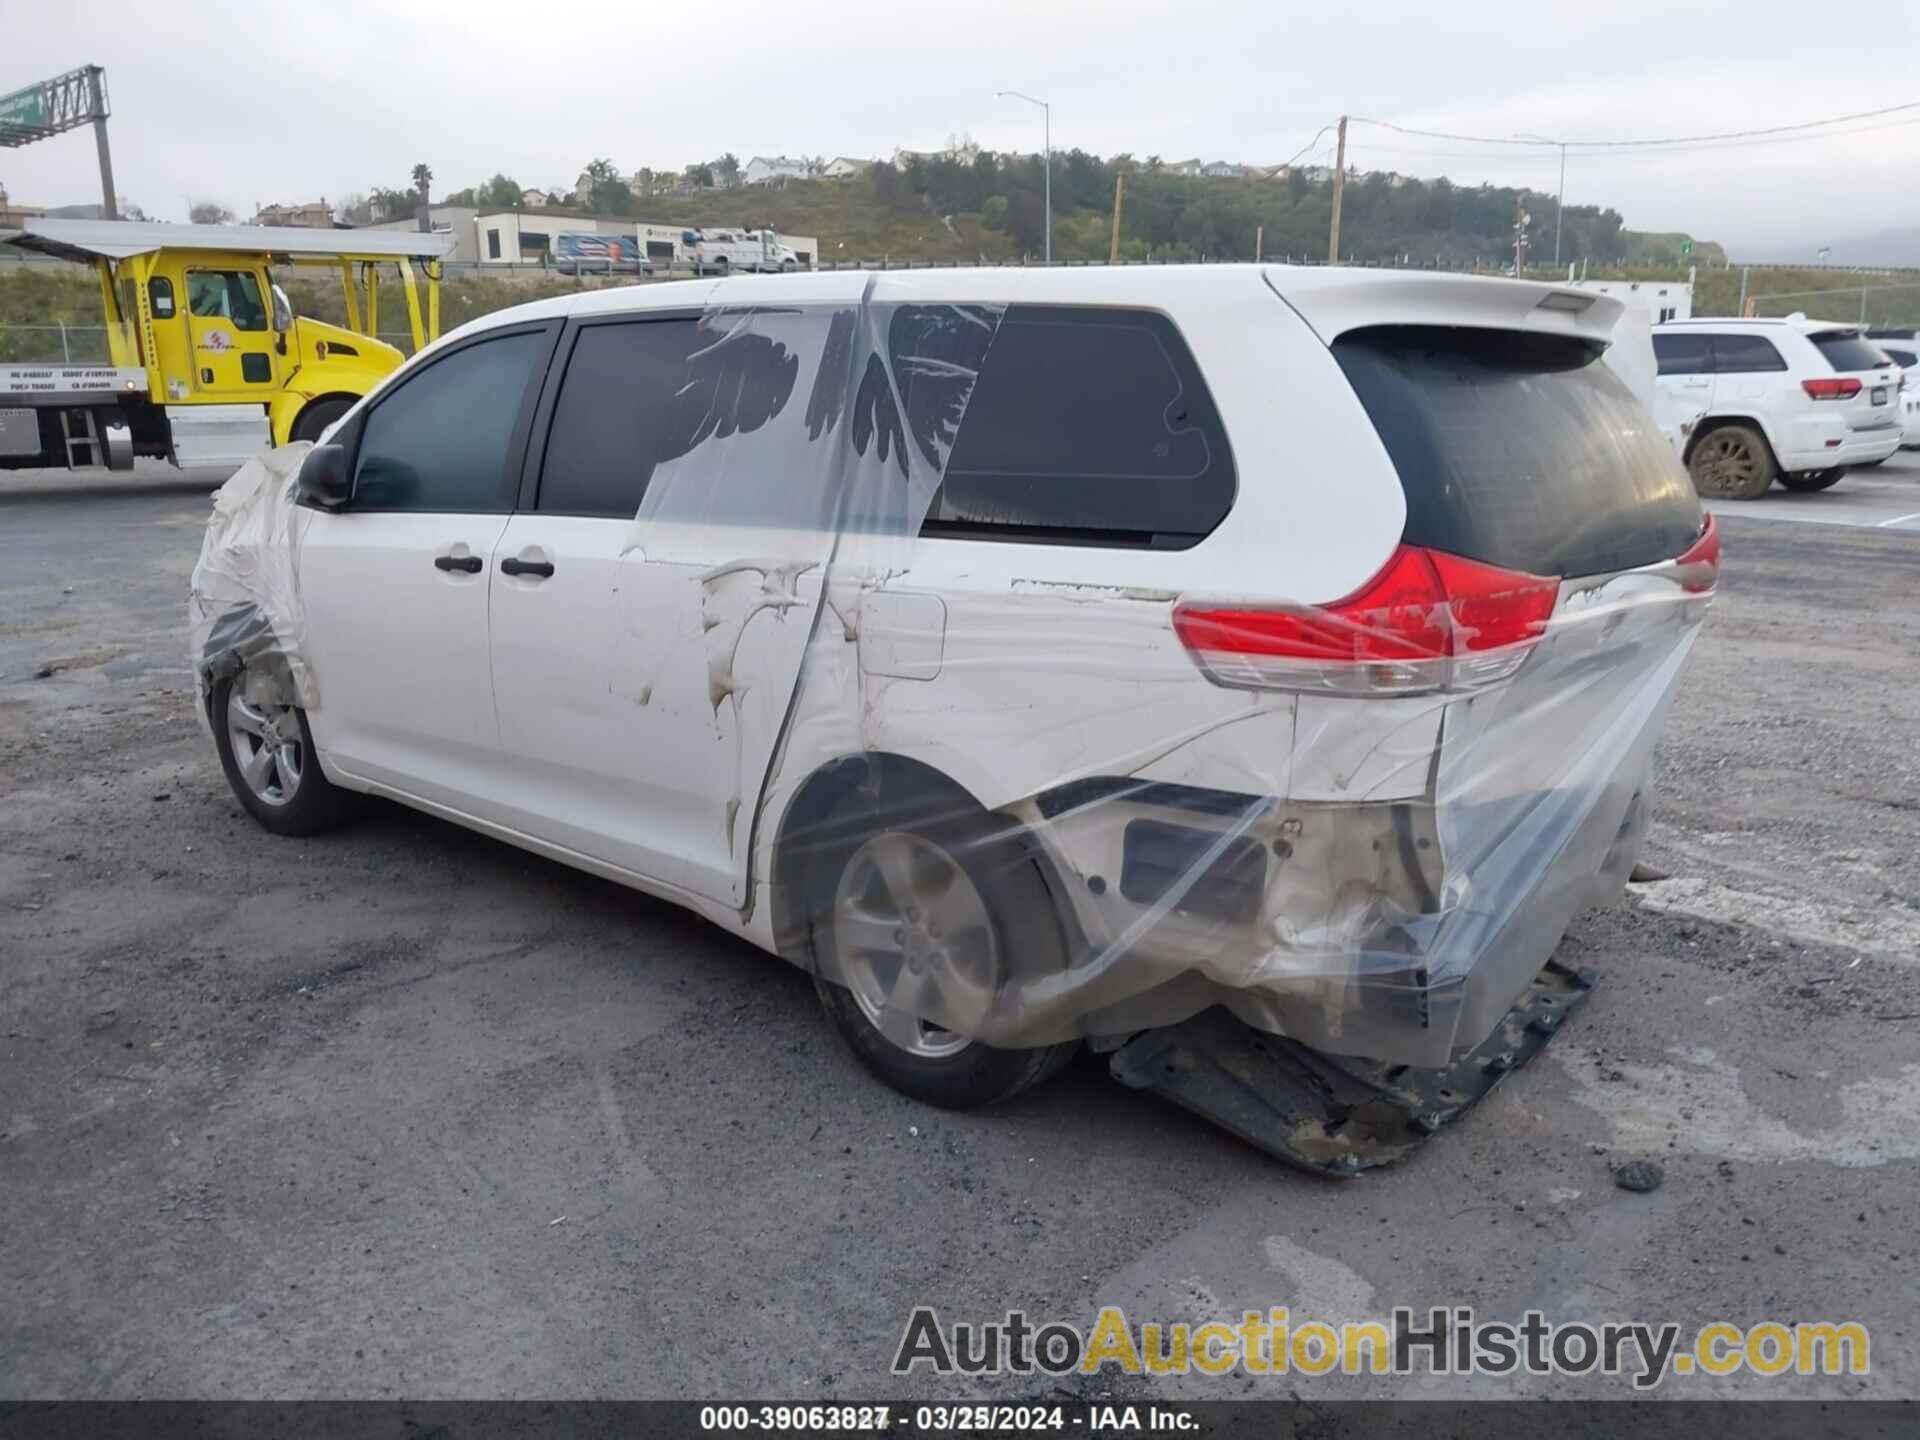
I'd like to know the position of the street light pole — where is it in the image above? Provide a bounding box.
[997,89,1051,263]
[1517,133,1567,267]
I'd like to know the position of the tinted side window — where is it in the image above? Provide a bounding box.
[538,319,699,517]
[1652,332,1710,375]
[1711,334,1787,373]
[925,306,1234,547]
[354,330,546,513]
[1885,348,1917,368]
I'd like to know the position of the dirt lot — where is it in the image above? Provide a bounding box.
[3,458,1918,1401]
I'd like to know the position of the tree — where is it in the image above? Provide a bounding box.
[477,173,523,209]
[189,201,235,225]
[683,162,714,190]
[410,162,432,232]
[369,187,413,222]
[632,167,657,198]
[119,199,150,221]
[580,158,631,216]
[336,192,372,225]
[714,153,742,190]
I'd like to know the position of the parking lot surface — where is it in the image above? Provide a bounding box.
[3,454,1918,1400]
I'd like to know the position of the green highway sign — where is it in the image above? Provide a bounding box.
[1680,239,1693,256]
[0,84,49,131]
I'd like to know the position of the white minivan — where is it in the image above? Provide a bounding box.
[193,266,1714,1143]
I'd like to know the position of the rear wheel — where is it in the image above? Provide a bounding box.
[809,806,1077,1109]
[290,397,353,444]
[1779,466,1847,492]
[1687,423,1776,500]
[210,672,354,836]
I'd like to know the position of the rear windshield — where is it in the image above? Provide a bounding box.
[1810,332,1890,372]
[1885,347,1917,368]
[1333,326,1703,579]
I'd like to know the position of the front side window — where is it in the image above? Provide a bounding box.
[924,306,1235,547]
[1651,332,1711,375]
[1711,334,1788,373]
[187,270,268,331]
[353,330,547,512]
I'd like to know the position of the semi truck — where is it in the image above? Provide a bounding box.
[0,219,454,471]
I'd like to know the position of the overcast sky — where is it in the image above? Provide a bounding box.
[5,0,1917,261]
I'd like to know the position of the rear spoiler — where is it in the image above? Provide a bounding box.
[1262,267,1625,349]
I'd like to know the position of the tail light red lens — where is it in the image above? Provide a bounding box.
[1675,513,1720,594]
[1803,377,1863,400]
[1173,546,1560,696]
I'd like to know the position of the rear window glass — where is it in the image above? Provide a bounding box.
[1334,326,1703,578]
[1884,347,1917,368]
[1810,332,1890,371]
[924,306,1234,548]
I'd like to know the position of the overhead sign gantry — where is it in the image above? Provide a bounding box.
[0,65,116,219]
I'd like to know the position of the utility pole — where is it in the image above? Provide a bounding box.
[1512,194,1529,272]
[1109,172,1125,264]
[1553,142,1565,266]
[1327,115,1347,264]
[93,112,117,220]
[1255,223,1264,263]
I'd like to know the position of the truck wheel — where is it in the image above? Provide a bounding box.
[290,398,354,444]
[1687,423,1776,500]
[808,803,1077,1109]
[1779,467,1847,491]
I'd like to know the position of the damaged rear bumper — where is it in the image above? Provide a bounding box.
[1108,958,1594,1176]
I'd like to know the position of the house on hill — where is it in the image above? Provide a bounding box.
[743,156,808,186]
[822,156,872,180]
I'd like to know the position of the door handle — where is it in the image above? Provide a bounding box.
[501,556,555,579]
[434,554,483,573]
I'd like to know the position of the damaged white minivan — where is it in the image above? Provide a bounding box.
[191,266,1715,1173]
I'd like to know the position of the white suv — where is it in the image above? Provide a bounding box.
[191,267,1714,1142]
[1653,315,1904,499]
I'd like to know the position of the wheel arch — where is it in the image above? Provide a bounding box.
[286,391,362,444]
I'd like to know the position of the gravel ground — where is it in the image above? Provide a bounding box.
[2,460,1917,1402]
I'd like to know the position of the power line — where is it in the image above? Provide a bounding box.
[1351,113,1920,164]
[1350,99,1920,152]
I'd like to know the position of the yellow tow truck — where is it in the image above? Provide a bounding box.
[0,218,454,470]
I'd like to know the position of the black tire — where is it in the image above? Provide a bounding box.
[1687,423,1777,500]
[1779,466,1847,492]
[290,397,354,445]
[209,671,354,836]
[807,799,1078,1109]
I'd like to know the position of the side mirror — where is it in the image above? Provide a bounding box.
[271,283,293,332]
[296,442,352,510]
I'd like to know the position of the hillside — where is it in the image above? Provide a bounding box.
[595,159,1701,268]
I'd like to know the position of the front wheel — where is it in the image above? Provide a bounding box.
[810,810,1077,1109]
[1779,466,1847,492]
[1688,423,1777,500]
[290,398,354,445]
[210,672,354,836]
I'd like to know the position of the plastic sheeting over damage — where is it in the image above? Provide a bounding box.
[187,272,1712,1072]
[188,442,315,709]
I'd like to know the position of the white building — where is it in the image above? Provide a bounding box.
[1571,277,1695,324]
[822,157,872,180]
[742,156,808,186]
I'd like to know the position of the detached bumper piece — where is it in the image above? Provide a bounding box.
[1108,959,1594,1177]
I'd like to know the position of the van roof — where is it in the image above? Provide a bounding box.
[442,264,1625,349]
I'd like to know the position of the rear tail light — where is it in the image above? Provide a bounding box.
[1803,377,1862,400]
[1173,547,1560,696]
[1675,513,1720,594]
